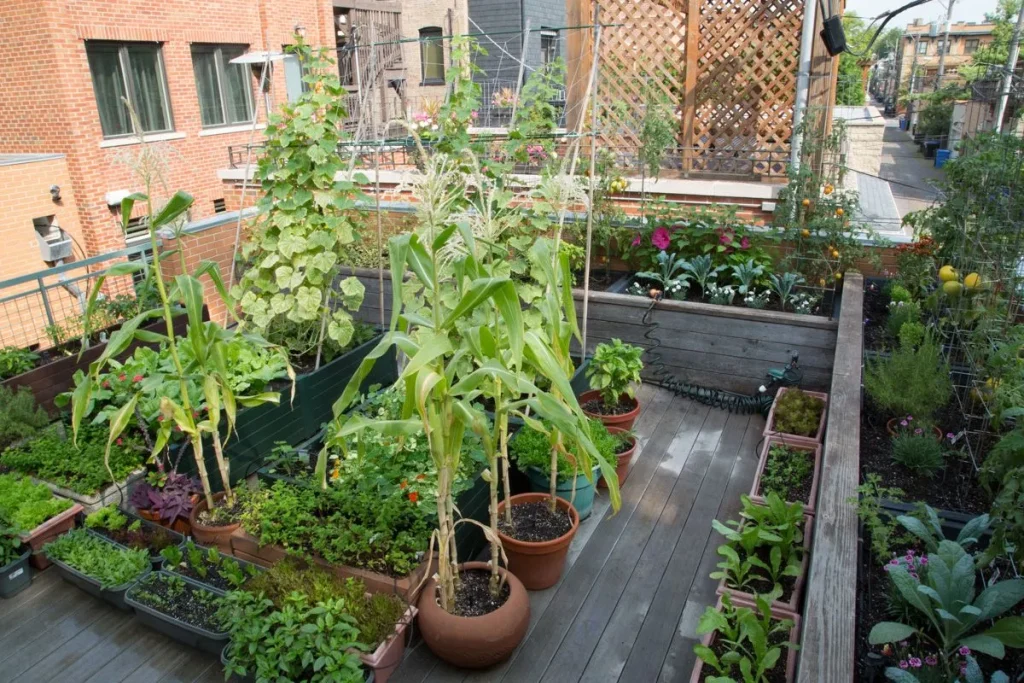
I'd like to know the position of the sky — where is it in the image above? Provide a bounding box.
[844,0,1001,26]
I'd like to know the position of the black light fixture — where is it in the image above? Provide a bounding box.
[821,15,847,56]
[49,184,61,202]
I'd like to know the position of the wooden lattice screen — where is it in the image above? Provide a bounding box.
[569,0,818,178]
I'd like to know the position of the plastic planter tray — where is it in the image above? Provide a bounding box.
[33,469,146,514]
[221,646,377,683]
[126,572,230,655]
[164,543,264,593]
[763,387,828,448]
[83,510,187,570]
[50,555,150,612]
[0,549,31,598]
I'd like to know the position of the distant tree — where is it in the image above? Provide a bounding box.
[960,0,1023,82]
[873,27,902,59]
[837,13,868,105]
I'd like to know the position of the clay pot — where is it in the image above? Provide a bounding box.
[20,503,82,570]
[417,561,530,669]
[886,418,944,442]
[189,492,240,552]
[600,427,636,489]
[763,387,828,448]
[579,389,641,430]
[137,507,192,535]
[497,492,579,590]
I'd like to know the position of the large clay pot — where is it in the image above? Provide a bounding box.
[189,492,240,552]
[578,389,640,430]
[600,427,636,490]
[417,561,530,668]
[497,492,579,590]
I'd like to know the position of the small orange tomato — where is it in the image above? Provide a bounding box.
[801,229,810,238]
[835,207,845,217]
[824,183,834,195]
[801,198,811,207]
[835,272,843,280]
[818,278,826,286]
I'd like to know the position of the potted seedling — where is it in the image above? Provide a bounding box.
[45,529,151,611]
[84,504,185,569]
[0,473,80,569]
[579,339,644,430]
[749,437,822,514]
[0,529,31,599]
[602,427,636,489]
[126,571,230,654]
[764,387,828,448]
[161,540,261,592]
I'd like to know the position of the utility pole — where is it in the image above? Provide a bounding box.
[908,34,920,127]
[935,0,955,91]
[995,0,1024,133]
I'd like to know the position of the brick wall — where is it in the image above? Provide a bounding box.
[160,221,242,326]
[401,0,467,108]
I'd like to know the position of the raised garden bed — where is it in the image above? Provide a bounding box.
[35,469,146,514]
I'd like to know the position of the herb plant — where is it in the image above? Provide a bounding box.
[770,388,824,438]
[890,433,945,477]
[0,386,49,451]
[163,540,258,591]
[0,347,38,379]
[849,474,913,560]
[757,444,814,504]
[45,529,150,588]
[981,466,1024,568]
[864,331,952,420]
[510,419,615,482]
[887,300,923,340]
[0,474,74,533]
[586,339,644,408]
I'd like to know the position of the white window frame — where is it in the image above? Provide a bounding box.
[86,42,174,139]
[191,44,255,129]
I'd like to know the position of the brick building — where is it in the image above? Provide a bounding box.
[893,19,996,95]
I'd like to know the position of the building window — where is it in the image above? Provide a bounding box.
[541,30,559,66]
[86,42,173,138]
[191,45,254,128]
[916,40,929,55]
[965,38,979,54]
[420,27,445,85]
[936,40,947,55]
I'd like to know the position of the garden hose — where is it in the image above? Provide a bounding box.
[639,297,803,417]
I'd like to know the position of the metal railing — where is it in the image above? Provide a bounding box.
[0,242,154,351]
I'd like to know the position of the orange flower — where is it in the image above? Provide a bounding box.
[399,480,408,489]
[416,473,425,481]
[408,491,419,503]
[330,469,340,481]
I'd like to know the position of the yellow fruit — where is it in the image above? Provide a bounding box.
[835,208,844,217]
[964,272,982,290]
[802,198,811,207]
[938,265,958,282]
[835,272,843,280]
[942,280,963,297]
[801,229,810,238]
[818,278,826,286]
[824,184,834,195]
[831,249,840,258]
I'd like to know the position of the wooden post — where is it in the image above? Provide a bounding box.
[681,0,699,176]
[796,272,863,683]
[565,0,594,135]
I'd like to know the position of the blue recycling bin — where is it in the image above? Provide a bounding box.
[899,117,908,131]
[935,149,951,168]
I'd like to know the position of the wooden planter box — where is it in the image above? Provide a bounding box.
[2,311,195,415]
[715,515,814,618]
[689,596,801,683]
[229,528,431,602]
[182,334,397,486]
[19,503,83,569]
[33,469,146,514]
[749,437,823,515]
[572,289,837,394]
[763,387,829,448]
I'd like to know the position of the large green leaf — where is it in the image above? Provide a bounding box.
[405,234,435,291]
[441,277,508,330]
[491,280,524,366]
[982,617,1024,648]
[70,373,94,445]
[119,193,148,234]
[867,621,918,645]
[974,579,1024,622]
[332,333,400,417]
[882,669,921,683]
[387,234,410,331]
[152,191,195,229]
[193,260,238,322]
[399,332,452,382]
[104,393,140,482]
[958,634,1005,659]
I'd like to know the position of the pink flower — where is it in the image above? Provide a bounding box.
[719,232,733,246]
[909,657,922,668]
[740,237,750,249]
[907,415,914,421]
[632,234,642,247]
[900,420,908,427]
[920,556,928,564]
[925,656,937,666]
[899,661,909,670]
[947,432,955,440]
[133,374,143,383]
[651,227,671,250]
[471,110,479,120]
[915,428,923,434]
[959,646,971,656]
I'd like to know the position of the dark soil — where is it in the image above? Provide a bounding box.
[704,629,792,683]
[755,447,814,506]
[862,282,894,351]
[130,573,225,632]
[574,269,628,292]
[582,397,635,417]
[91,523,178,558]
[614,437,635,455]
[499,501,573,542]
[197,498,244,527]
[449,568,511,617]
[168,551,255,592]
[860,399,991,514]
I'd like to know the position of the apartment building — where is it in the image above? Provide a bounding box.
[893,19,996,95]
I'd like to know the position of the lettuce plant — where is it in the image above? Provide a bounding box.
[694,589,797,682]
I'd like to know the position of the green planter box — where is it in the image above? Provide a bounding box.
[183,334,397,486]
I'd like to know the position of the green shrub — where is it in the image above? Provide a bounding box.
[897,321,926,349]
[586,339,644,406]
[771,388,825,437]
[45,529,150,588]
[0,474,73,532]
[1,422,144,494]
[888,284,913,305]
[886,301,922,340]
[509,418,614,481]
[0,348,38,380]
[890,433,945,477]
[864,333,952,420]
[0,386,49,451]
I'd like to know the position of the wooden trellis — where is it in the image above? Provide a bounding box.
[568,0,826,178]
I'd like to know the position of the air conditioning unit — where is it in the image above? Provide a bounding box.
[33,216,73,262]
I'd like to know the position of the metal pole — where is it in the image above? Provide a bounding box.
[935,1,954,91]
[790,0,818,171]
[908,35,919,127]
[995,0,1024,133]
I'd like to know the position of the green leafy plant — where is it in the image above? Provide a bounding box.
[0,347,37,380]
[869,541,1024,679]
[586,339,644,408]
[693,589,798,682]
[633,251,691,300]
[85,505,129,532]
[981,466,1024,568]
[128,571,225,631]
[896,505,990,557]
[864,332,952,420]
[731,259,766,295]
[683,254,726,299]
[0,474,73,533]
[45,529,150,588]
[849,474,912,560]
[886,300,923,341]
[898,321,927,349]
[757,444,814,504]
[890,433,945,477]
[510,418,614,482]
[770,388,824,438]
[769,272,805,311]
[0,531,24,567]
[233,37,365,368]
[0,386,50,451]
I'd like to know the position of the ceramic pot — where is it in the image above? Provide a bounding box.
[525,466,600,520]
[137,506,193,536]
[417,561,530,668]
[578,389,641,430]
[189,492,239,552]
[497,493,579,590]
[600,428,636,490]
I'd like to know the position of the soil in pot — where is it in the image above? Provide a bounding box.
[90,519,180,560]
[195,495,244,527]
[450,567,510,617]
[129,572,226,632]
[701,630,791,683]
[581,395,637,417]
[755,445,814,505]
[724,546,802,605]
[498,500,573,542]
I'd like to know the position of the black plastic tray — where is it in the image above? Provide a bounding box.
[127,571,230,655]
[51,557,149,612]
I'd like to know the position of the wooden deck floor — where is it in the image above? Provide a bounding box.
[394,384,765,683]
[0,385,763,683]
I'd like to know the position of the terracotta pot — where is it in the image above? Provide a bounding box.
[360,604,418,683]
[20,503,82,570]
[417,561,530,669]
[886,418,944,442]
[497,492,579,590]
[189,492,240,552]
[689,597,801,683]
[600,428,636,489]
[749,437,822,515]
[578,389,641,430]
[137,507,192,535]
[763,387,828,448]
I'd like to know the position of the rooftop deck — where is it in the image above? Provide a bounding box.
[0,384,763,683]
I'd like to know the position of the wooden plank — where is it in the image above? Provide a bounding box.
[578,410,752,683]
[151,645,217,683]
[797,273,864,683]
[21,610,139,683]
[616,411,756,682]
[657,415,767,682]
[0,601,115,682]
[80,627,180,683]
[499,399,705,683]
[681,0,700,174]
[119,644,193,683]
[0,567,59,625]
[0,581,93,653]
[546,407,739,682]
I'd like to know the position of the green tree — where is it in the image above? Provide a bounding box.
[961,0,1024,82]
[837,13,868,105]
[874,27,903,59]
